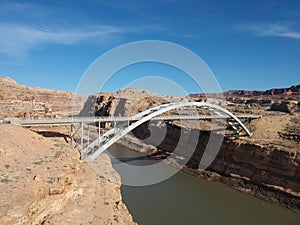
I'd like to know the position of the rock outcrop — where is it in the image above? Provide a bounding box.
[0,76,85,119]
[0,125,136,225]
[79,88,194,118]
[270,100,299,114]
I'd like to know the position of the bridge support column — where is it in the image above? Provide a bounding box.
[98,120,101,148]
[69,123,80,149]
[81,122,84,150]
[87,124,90,147]
[69,125,74,148]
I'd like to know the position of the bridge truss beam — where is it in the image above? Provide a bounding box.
[81,102,255,160]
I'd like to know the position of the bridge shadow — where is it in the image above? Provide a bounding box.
[109,155,161,167]
[110,155,150,164]
[35,131,69,142]
[130,121,226,169]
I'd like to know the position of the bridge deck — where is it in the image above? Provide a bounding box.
[3,114,262,127]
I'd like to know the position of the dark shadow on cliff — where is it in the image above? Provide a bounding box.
[35,131,69,142]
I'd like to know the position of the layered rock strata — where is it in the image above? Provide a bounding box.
[0,76,85,119]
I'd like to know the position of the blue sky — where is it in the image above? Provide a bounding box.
[0,0,299,96]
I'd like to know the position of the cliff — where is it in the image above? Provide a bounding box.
[0,125,136,224]
[79,88,193,119]
[0,76,86,119]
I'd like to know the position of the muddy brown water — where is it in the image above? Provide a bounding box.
[107,145,300,225]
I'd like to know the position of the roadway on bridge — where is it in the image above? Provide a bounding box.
[4,114,262,126]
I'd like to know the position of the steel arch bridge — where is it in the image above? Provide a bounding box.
[81,101,252,160]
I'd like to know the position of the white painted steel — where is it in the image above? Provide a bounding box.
[84,102,253,160]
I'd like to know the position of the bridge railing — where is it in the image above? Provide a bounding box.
[2,114,262,126]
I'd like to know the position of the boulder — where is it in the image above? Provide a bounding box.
[270,100,299,114]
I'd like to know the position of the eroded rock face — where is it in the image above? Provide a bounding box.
[79,88,191,119]
[192,135,300,193]
[0,125,136,225]
[0,76,86,119]
[80,88,164,117]
[129,122,300,194]
[270,100,299,114]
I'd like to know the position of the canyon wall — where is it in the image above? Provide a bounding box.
[0,76,85,119]
[132,122,300,193]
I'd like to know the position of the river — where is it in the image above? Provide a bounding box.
[107,145,299,225]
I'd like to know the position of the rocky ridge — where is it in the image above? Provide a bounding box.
[189,84,300,98]
[0,76,85,119]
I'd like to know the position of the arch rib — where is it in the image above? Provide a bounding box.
[83,102,252,160]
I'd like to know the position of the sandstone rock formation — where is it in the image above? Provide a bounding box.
[0,76,86,119]
[270,100,299,114]
[0,125,136,225]
[80,88,163,117]
[79,88,196,120]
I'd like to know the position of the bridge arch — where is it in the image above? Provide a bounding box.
[83,101,252,160]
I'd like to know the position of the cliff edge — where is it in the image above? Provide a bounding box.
[0,125,136,225]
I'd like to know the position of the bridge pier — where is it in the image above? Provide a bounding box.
[69,122,85,150]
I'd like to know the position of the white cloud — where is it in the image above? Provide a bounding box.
[240,23,300,39]
[0,1,40,11]
[0,23,123,57]
[0,1,167,58]
[0,22,166,58]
